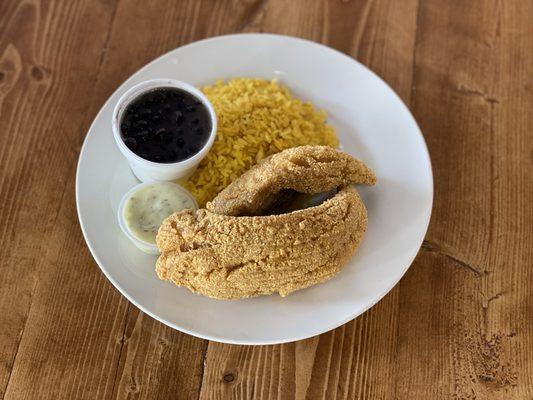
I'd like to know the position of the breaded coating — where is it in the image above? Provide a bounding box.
[156,146,376,299]
[156,187,367,299]
[207,145,376,216]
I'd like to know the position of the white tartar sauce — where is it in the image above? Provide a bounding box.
[123,183,196,244]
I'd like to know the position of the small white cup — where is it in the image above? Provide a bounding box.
[112,79,217,182]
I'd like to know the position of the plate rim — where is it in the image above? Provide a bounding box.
[76,33,434,345]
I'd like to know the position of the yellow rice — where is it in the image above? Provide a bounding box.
[183,78,339,206]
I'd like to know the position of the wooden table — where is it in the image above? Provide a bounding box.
[1,1,531,399]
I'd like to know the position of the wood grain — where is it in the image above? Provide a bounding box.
[0,1,127,398]
[0,0,531,399]
[395,1,533,399]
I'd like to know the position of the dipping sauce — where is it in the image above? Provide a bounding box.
[123,183,197,244]
[120,87,212,163]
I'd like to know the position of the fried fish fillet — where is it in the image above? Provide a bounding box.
[207,145,376,216]
[156,146,376,299]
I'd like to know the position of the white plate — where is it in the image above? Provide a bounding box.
[76,34,433,345]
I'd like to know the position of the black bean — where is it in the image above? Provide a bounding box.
[174,111,183,122]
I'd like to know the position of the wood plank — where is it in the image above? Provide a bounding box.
[396,0,533,398]
[198,0,420,399]
[0,0,124,398]
[112,309,207,399]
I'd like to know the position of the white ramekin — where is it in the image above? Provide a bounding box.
[117,182,198,255]
[112,79,217,182]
